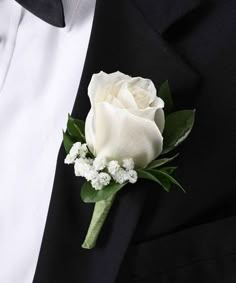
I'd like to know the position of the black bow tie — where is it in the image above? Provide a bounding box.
[15,0,65,27]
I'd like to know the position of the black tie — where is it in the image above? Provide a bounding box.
[15,0,65,27]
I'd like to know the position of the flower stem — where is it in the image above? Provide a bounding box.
[82,193,116,249]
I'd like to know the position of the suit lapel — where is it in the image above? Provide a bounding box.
[15,0,65,27]
[133,0,204,35]
[34,0,202,282]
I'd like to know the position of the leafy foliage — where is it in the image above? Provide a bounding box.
[137,168,185,193]
[162,110,195,154]
[63,131,75,154]
[81,181,127,203]
[158,80,174,113]
[63,114,86,153]
[147,153,179,169]
[67,114,85,141]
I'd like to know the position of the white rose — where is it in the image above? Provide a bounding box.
[85,71,165,168]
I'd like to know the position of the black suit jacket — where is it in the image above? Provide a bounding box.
[32,0,236,282]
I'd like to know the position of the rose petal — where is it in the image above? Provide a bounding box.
[85,110,96,155]
[155,108,165,133]
[88,71,130,107]
[151,96,165,133]
[93,102,163,168]
[116,82,138,109]
[127,77,157,108]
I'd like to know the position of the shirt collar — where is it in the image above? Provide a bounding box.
[62,0,83,28]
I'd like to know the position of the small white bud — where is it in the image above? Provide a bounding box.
[91,172,111,190]
[74,158,91,177]
[91,177,103,191]
[127,169,138,184]
[84,167,98,181]
[98,172,111,187]
[113,168,129,184]
[91,179,100,190]
[122,158,135,170]
[108,160,120,175]
[64,154,76,164]
[93,157,107,171]
[69,142,82,158]
[79,143,89,158]
[86,158,94,165]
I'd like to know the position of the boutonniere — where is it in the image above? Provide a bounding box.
[63,71,195,249]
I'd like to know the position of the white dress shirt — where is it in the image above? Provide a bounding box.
[0,0,96,282]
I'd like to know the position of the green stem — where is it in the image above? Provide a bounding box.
[82,194,116,249]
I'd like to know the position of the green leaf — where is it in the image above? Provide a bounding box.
[81,181,127,203]
[137,169,170,192]
[67,114,85,142]
[158,80,174,113]
[159,166,177,175]
[147,153,179,169]
[63,131,74,153]
[162,110,195,154]
[82,194,116,249]
[152,169,186,193]
[137,168,185,193]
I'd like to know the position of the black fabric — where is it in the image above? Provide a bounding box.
[133,0,204,34]
[33,0,236,282]
[15,0,65,27]
[118,216,236,282]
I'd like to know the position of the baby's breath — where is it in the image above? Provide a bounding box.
[65,142,138,190]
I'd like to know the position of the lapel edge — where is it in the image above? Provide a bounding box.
[132,0,205,35]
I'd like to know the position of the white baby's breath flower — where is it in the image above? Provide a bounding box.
[64,154,76,164]
[64,142,82,164]
[112,168,129,184]
[98,172,111,187]
[74,158,91,177]
[84,167,98,181]
[127,169,138,184]
[93,157,107,171]
[108,160,120,175]
[122,158,135,170]
[86,158,94,165]
[75,157,91,165]
[79,143,89,158]
[70,142,82,157]
[91,172,111,191]
[91,177,103,191]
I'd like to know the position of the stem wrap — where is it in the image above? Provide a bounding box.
[82,194,116,249]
